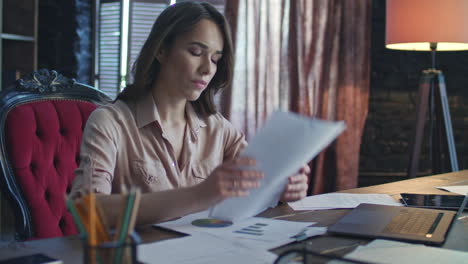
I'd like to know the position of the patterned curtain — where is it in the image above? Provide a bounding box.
[222,0,371,193]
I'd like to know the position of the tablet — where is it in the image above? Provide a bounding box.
[400,193,467,211]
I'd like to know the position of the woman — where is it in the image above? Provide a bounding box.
[71,2,309,226]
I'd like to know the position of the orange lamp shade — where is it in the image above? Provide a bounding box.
[386,0,468,51]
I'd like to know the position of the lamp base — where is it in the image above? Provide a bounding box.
[407,69,459,178]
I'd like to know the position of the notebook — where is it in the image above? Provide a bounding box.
[328,193,468,245]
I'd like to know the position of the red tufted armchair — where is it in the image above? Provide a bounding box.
[0,69,111,240]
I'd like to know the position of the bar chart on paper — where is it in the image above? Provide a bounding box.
[234,223,269,236]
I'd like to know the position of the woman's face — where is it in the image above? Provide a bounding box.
[156,19,224,101]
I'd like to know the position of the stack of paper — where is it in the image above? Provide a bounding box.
[210,111,346,221]
[345,239,468,264]
[288,193,402,211]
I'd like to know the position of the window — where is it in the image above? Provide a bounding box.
[95,0,225,99]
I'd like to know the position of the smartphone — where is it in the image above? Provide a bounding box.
[0,254,62,264]
[400,193,468,211]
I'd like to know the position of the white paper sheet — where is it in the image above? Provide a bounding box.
[138,233,277,264]
[436,185,468,195]
[210,111,346,221]
[288,193,402,211]
[156,210,317,250]
[343,239,468,264]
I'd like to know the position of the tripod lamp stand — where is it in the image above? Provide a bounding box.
[385,0,468,178]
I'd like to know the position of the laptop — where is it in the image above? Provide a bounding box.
[327,193,468,245]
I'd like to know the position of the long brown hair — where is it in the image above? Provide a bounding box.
[116,2,233,116]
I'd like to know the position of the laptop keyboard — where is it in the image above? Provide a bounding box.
[383,209,439,236]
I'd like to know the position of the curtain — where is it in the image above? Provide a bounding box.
[222,0,292,139]
[222,0,371,193]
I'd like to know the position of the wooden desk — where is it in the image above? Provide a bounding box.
[1,170,468,263]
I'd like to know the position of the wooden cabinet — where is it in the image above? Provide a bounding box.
[0,0,38,90]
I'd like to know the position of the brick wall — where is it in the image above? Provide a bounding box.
[359,0,468,186]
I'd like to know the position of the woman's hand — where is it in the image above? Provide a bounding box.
[201,156,264,204]
[280,164,310,202]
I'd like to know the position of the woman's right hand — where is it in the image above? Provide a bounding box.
[200,156,264,203]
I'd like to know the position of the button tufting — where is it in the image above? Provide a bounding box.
[35,131,41,137]
[59,218,65,228]
[59,128,65,135]
[44,190,50,201]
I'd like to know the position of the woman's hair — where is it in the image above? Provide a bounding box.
[116,2,233,116]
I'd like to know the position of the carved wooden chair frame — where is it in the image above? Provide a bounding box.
[0,69,110,240]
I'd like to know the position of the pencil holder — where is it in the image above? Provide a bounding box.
[82,232,141,264]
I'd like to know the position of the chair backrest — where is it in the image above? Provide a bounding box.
[0,69,111,240]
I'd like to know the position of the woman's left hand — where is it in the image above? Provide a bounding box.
[280,164,310,202]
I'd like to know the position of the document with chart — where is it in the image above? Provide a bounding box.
[209,111,346,221]
[156,210,317,250]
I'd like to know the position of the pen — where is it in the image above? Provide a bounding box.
[89,192,97,247]
[113,188,137,264]
[65,195,88,238]
[290,228,309,241]
[290,226,327,242]
[80,194,111,243]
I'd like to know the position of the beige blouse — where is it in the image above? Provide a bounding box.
[70,94,247,196]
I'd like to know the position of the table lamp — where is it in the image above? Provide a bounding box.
[385,0,468,178]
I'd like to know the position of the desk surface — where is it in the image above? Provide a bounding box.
[1,170,468,263]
